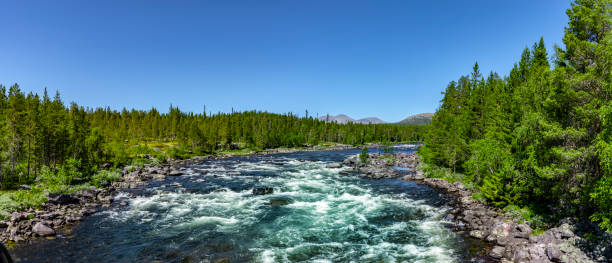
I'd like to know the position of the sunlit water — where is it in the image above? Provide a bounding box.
[10,145,487,262]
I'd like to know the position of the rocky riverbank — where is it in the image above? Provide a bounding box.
[0,143,361,245]
[342,152,611,263]
[0,156,214,244]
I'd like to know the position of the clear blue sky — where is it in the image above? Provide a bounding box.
[1,0,571,122]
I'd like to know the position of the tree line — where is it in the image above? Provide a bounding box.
[0,86,426,190]
[420,0,612,231]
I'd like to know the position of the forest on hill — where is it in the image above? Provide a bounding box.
[420,0,612,232]
[0,85,426,192]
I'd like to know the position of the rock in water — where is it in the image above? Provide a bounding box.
[169,170,183,176]
[33,222,55,236]
[326,163,342,168]
[267,197,292,206]
[252,187,273,195]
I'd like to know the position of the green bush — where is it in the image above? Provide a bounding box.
[91,169,121,187]
[0,188,47,217]
[12,188,47,209]
[106,141,130,167]
[57,158,85,185]
[167,146,192,159]
[359,147,369,164]
[382,141,394,155]
[590,175,612,233]
[503,204,550,231]
[0,193,20,218]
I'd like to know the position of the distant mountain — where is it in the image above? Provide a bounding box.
[319,113,433,125]
[318,114,356,124]
[355,117,386,124]
[397,113,434,125]
[318,114,387,124]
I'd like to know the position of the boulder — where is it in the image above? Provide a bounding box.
[169,170,183,176]
[48,193,80,205]
[489,246,505,259]
[17,185,31,190]
[252,187,273,195]
[32,222,55,236]
[266,197,292,207]
[515,223,532,239]
[489,221,514,241]
[10,212,27,222]
[326,163,342,168]
[469,230,487,239]
[557,223,575,239]
[546,245,564,262]
[76,189,96,199]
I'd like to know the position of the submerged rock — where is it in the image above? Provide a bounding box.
[266,197,292,207]
[326,163,342,168]
[252,187,273,195]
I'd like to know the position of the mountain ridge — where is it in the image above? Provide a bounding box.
[318,113,433,124]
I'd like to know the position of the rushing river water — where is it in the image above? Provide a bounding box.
[10,145,487,262]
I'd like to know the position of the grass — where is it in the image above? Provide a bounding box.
[503,204,552,231]
[219,148,255,156]
[0,163,123,218]
[419,162,467,184]
[0,189,47,218]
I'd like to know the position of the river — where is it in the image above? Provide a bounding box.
[10,144,488,262]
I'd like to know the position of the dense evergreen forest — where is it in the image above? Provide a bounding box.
[420,0,612,232]
[0,84,425,191]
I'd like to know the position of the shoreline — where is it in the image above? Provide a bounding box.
[343,152,609,263]
[6,145,606,262]
[0,143,373,245]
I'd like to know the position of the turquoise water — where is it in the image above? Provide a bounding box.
[11,146,486,262]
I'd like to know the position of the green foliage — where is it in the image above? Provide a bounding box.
[590,175,612,232]
[91,169,121,187]
[0,194,20,217]
[382,141,394,155]
[105,141,129,167]
[0,188,47,217]
[503,205,550,231]
[359,147,369,164]
[421,0,612,231]
[57,158,85,185]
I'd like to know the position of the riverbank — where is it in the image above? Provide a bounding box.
[343,152,611,262]
[0,143,368,244]
[7,145,485,262]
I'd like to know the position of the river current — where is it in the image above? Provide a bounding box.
[10,145,486,262]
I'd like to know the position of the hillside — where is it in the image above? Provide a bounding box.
[397,113,434,125]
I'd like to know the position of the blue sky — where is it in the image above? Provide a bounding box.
[1,0,571,122]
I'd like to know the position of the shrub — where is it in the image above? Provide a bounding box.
[57,158,85,184]
[382,141,394,155]
[106,141,130,167]
[91,169,121,187]
[590,175,612,233]
[0,193,19,218]
[503,204,550,231]
[166,146,192,159]
[359,147,369,164]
